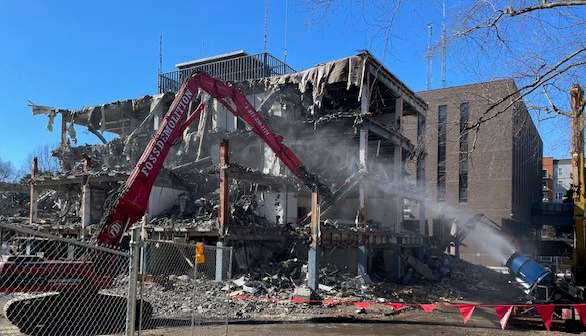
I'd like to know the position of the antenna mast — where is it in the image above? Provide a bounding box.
[284,0,288,62]
[426,23,433,90]
[264,0,269,53]
[157,33,163,92]
[158,33,163,76]
[441,0,447,88]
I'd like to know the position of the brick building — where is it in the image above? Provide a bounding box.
[542,157,554,202]
[418,79,543,266]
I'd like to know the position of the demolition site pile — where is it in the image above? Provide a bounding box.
[104,254,525,322]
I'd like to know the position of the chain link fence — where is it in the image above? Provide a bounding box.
[0,222,140,336]
[0,222,235,336]
[136,239,233,335]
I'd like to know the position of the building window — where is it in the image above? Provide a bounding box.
[542,169,548,178]
[437,105,447,201]
[458,102,469,202]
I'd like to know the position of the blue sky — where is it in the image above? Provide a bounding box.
[0,0,572,168]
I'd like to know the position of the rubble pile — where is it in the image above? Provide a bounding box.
[61,139,128,172]
[103,252,524,323]
[0,189,81,230]
[105,274,287,321]
[235,253,524,305]
[148,191,277,233]
[442,257,523,303]
[0,192,28,216]
[234,257,467,303]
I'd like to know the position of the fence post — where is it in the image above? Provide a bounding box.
[228,247,233,280]
[215,242,224,282]
[126,226,140,336]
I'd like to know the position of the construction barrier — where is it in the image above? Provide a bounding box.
[229,295,586,331]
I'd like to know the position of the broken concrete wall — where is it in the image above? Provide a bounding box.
[149,186,186,218]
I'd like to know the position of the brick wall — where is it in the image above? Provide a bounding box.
[418,79,543,266]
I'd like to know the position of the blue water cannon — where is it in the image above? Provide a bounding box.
[506,252,554,288]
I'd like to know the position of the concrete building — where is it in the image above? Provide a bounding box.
[418,79,543,267]
[30,50,427,280]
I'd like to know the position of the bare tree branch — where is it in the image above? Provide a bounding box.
[542,84,573,117]
[456,0,586,36]
[0,158,15,182]
[466,45,586,131]
[506,0,586,16]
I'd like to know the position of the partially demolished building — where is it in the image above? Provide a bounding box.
[28,50,427,278]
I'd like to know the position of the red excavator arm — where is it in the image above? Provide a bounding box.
[96,72,329,247]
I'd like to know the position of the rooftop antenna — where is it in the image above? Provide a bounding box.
[440,0,447,88]
[284,0,288,62]
[157,33,163,92]
[264,0,269,53]
[426,23,433,90]
[158,33,163,75]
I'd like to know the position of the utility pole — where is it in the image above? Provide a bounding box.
[570,84,586,284]
[426,23,433,90]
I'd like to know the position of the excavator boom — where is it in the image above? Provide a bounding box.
[97,72,329,247]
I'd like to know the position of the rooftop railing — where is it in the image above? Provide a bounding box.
[158,52,294,93]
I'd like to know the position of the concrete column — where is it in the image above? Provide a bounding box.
[80,181,91,239]
[394,97,403,131]
[216,140,229,282]
[358,71,370,229]
[358,128,368,228]
[394,97,404,233]
[389,96,403,279]
[282,185,288,226]
[58,111,70,170]
[416,112,426,235]
[357,75,370,282]
[308,191,320,293]
[357,245,369,279]
[218,139,230,238]
[29,158,38,225]
[394,146,403,233]
[60,111,69,148]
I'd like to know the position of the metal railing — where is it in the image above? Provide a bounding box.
[158,52,294,93]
